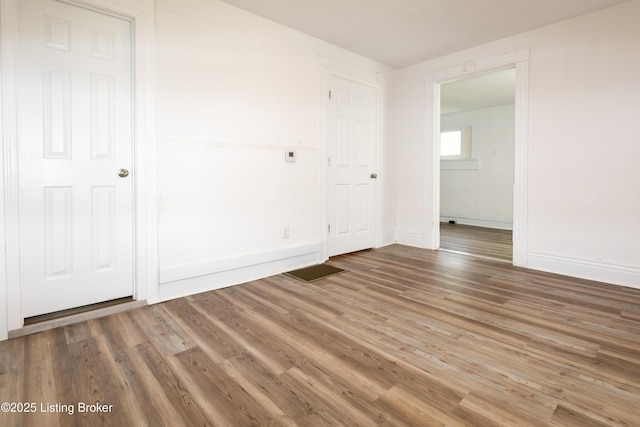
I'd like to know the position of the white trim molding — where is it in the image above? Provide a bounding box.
[395,231,426,248]
[425,48,530,267]
[439,214,512,230]
[159,243,321,284]
[512,49,530,268]
[158,243,322,302]
[382,231,396,247]
[528,252,640,290]
[0,0,20,341]
[1,0,23,337]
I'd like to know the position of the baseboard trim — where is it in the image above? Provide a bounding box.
[381,231,396,247]
[395,231,425,248]
[440,214,512,230]
[157,243,321,302]
[528,252,640,290]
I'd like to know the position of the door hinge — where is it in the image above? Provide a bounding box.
[328,157,331,167]
[328,224,331,233]
[329,90,332,99]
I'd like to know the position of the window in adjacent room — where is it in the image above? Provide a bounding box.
[440,126,471,160]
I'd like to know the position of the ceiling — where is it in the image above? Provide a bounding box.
[441,68,515,114]
[221,0,630,69]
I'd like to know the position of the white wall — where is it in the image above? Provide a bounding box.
[0,0,396,336]
[396,1,640,287]
[154,0,396,299]
[440,104,515,229]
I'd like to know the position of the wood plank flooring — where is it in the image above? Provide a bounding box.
[440,223,513,261]
[2,244,640,426]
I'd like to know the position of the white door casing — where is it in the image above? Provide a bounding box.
[18,0,134,317]
[425,49,530,267]
[327,75,378,257]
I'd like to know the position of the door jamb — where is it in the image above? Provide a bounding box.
[424,49,529,266]
[0,0,157,339]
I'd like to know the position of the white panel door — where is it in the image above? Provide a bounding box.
[327,76,377,257]
[19,0,134,317]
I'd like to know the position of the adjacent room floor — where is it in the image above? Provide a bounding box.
[440,222,513,262]
[1,245,639,426]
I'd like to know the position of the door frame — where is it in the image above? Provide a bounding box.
[0,0,158,339]
[319,57,383,261]
[424,49,530,266]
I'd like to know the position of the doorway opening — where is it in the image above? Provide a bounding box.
[438,68,515,262]
[425,49,530,267]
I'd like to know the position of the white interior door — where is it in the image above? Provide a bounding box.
[327,76,377,257]
[19,0,134,318]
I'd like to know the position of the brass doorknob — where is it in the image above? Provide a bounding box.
[118,169,129,178]
[370,173,378,179]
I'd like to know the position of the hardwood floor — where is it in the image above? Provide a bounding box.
[440,222,513,261]
[2,245,640,426]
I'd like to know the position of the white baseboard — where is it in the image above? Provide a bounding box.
[395,231,425,248]
[440,214,512,230]
[512,240,527,268]
[528,252,640,290]
[381,231,396,247]
[157,243,321,302]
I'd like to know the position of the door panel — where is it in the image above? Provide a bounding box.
[19,0,133,317]
[327,76,377,256]
[43,186,73,279]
